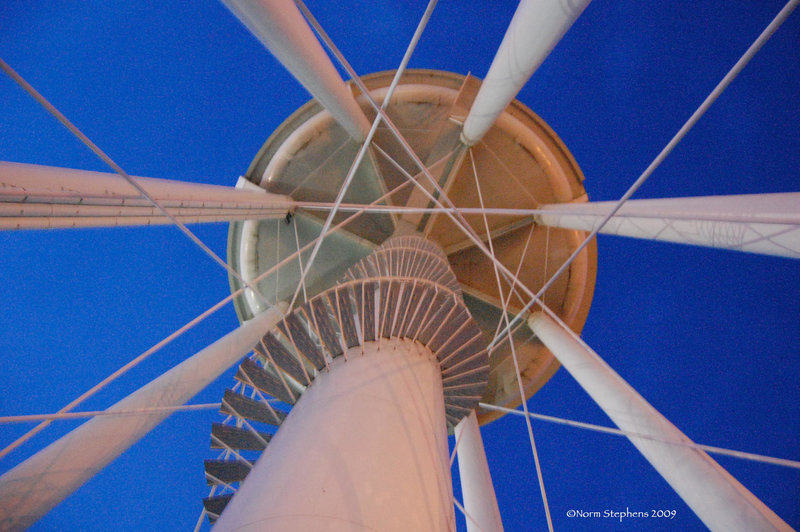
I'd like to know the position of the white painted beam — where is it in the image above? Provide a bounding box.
[455,410,504,532]
[221,0,371,141]
[537,193,800,258]
[528,312,792,532]
[0,212,284,230]
[0,304,287,531]
[0,162,292,229]
[461,0,591,145]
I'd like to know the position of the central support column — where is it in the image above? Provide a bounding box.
[214,339,455,532]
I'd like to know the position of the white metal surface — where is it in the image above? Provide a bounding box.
[454,410,504,532]
[460,0,591,145]
[528,312,792,532]
[0,304,287,531]
[213,339,455,532]
[0,2,792,528]
[491,0,799,347]
[0,161,292,229]
[537,193,800,258]
[221,0,370,141]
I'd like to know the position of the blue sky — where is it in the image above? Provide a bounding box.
[0,1,798,530]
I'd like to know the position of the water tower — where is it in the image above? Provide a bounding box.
[0,1,796,531]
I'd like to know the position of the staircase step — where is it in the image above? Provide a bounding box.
[333,287,359,348]
[380,281,402,338]
[309,297,343,358]
[405,286,435,339]
[284,312,325,370]
[221,389,286,426]
[203,494,233,523]
[360,281,377,342]
[439,333,484,371]
[441,349,489,377]
[441,365,490,388]
[211,423,271,451]
[236,358,296,405]
[392,282,414,338]
[429,308,469,352]
[204,459,250,485]
[442,382,486,398]
[418,293,457,345]
[260,332,309,386]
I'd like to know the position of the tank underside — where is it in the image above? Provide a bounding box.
[228,69,597,424]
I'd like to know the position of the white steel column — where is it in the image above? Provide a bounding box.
[221,0,370,141]
[455,410,504,532]
[536,193,800,258]
[214,339,455,532]
[0,162,293,229]
[461,0,591,146]
[528,312,792,532]
[0,304,287,531]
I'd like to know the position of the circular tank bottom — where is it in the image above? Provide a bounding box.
[227,69,597,424]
